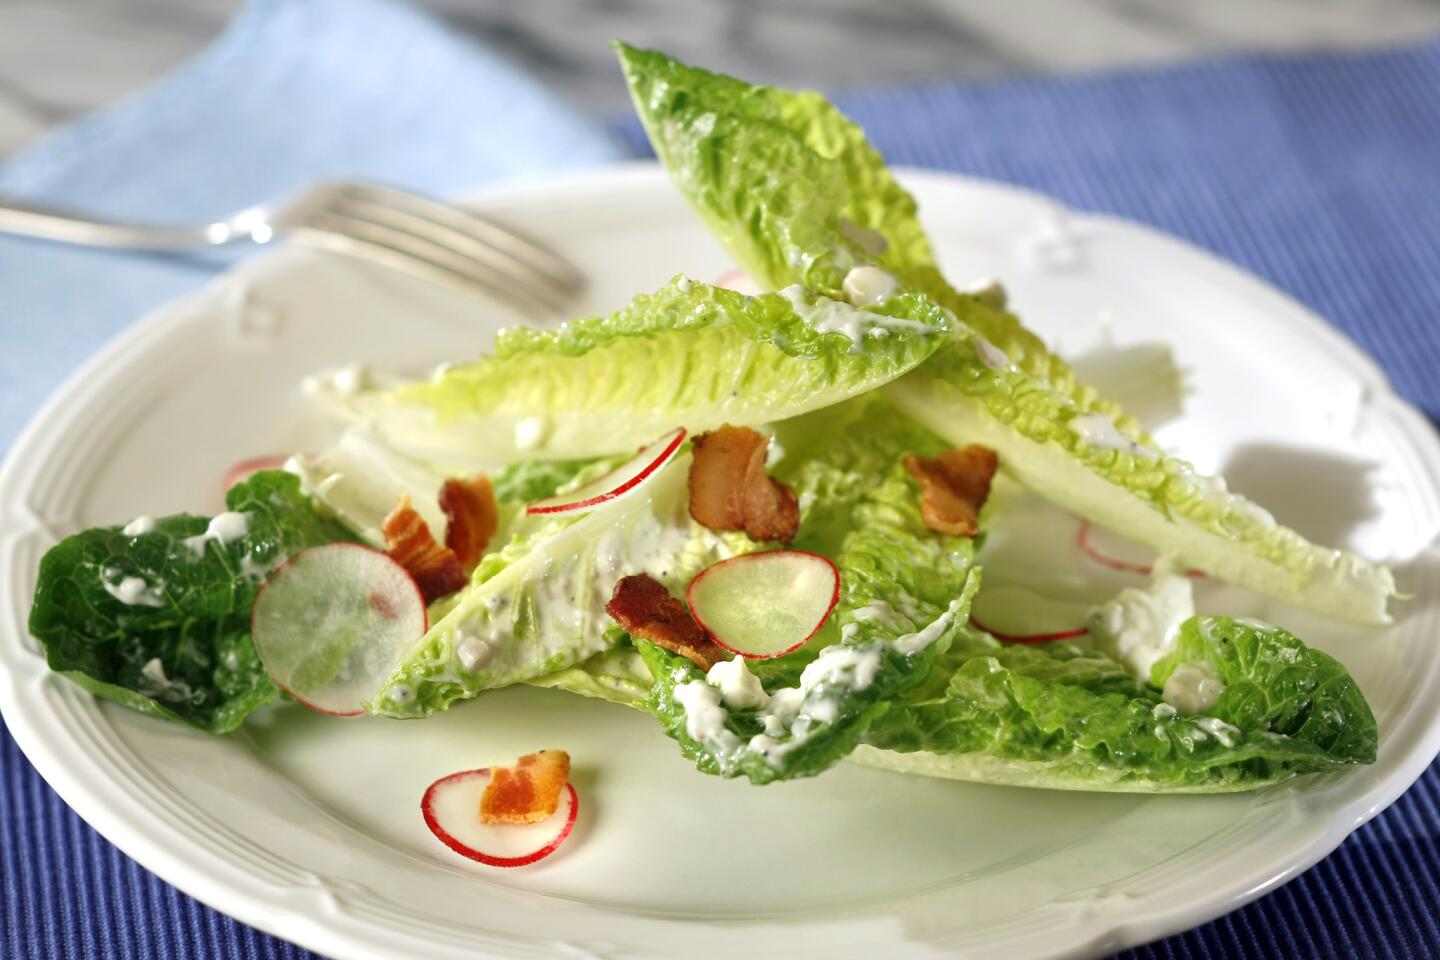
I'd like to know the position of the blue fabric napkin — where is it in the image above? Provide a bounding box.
[4,0,1440,956]
[0,0,626,452]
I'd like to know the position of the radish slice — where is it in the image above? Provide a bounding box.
[687,550,839,659]
[251,543,427,717]
[1076,521,1204,578]
[526,428,685,515]
[223,454,290,492]
[970,615,1088,644]
[968,585,1092,646]
[711,267,761,295]
[422,769,578,867]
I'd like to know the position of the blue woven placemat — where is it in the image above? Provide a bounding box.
[4,0,1440,955]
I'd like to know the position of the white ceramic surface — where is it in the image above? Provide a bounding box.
[3,164,1438,960]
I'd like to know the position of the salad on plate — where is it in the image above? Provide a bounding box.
[27,45,1393,861]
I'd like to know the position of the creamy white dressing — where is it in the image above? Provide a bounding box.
[1195,715,1240,748]
[1068,413,1157,459]
[331,364,371,396]
[674,680,742,758]
[122,515,156,536]
[1162,661,1226,716]
[101,570,165,607]
[706,657,769,710]
[514,416,548,451]
[974,336,1011,371]
[892,597,964,655]
[456,635,493,672]
[139,657,168,692]
[841,266,897,307]
[778,283,930,354]
[800,645,882,693]
[1087,558,1194,679]
[677,593,965,770]
[182,511,251,557]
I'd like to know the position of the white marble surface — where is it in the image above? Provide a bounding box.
[2,0,1440,158]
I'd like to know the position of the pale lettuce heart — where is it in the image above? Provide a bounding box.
[287,427,452,548]
[314,277,951,467]
[366,453,753,717]
[886,334,1396,624]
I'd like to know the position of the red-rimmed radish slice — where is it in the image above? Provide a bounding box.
[422,769,578,867]
[969,586,1089,645]
[711,267,761,294]
[1076,521,1204,578]
[687,550,839,659]
[527,428,686,515]
[251,543,427,717]
[969,615,1088,644]
[223,454,291,492]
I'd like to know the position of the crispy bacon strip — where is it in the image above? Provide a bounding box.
[383,496,467,604]
[479,750,571,825]
[902,446,999,537]
[605,574,727,671]
[439,474,498,575]
[689,425,799,543]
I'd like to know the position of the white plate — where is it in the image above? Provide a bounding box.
[3,164,1439,960]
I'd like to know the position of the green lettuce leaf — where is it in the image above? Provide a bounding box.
[315,276,951,466]
[616,42,1135,431]
[856,616,1375,792]
[367,454,754,717]
[527,643,653,709]
[620,44,1394,622]
[27,471,358,733]
[638,441,982,784]
[886,335,1396,623]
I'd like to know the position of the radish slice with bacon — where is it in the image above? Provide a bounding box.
[422,769,578,867]
[687,550,840,659]
[251,543,427,717]
[223,454,291,492]
[527,427,686,515]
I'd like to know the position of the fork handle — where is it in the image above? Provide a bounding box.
[0,196,246,250]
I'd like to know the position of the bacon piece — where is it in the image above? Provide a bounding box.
[479,750,571,825]
[383,496,467,604]
[688,425,799,543]
[902,446,999,538]
[439,474,498,574]
[605,574,727,671]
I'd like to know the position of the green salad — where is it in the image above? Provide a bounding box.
[29,45,1390,795]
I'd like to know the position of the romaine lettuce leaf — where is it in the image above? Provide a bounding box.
[367,454,754,717]
[637,445,981,784]
[616,42,1137,431]
[620,44,1394,623]
[27,471,358,733]
[316,276,951,466]
[855,616,1375,792]
[527,643,653,709]
[887,335,1396,623]
[288,427,452,547]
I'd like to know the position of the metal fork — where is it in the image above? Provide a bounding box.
[0,181,584,316]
